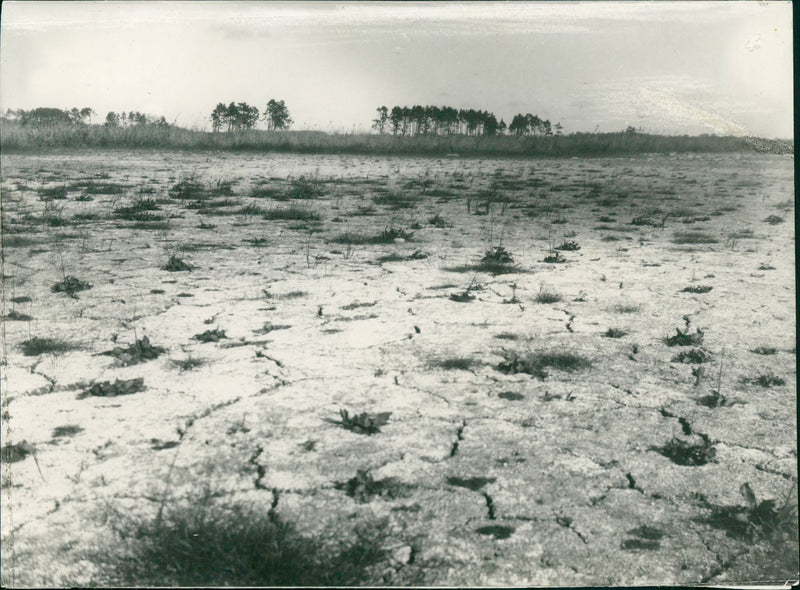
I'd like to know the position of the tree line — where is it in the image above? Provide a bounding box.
[3,107,170,128]
[209,100,292,132]
[372,105,562,137]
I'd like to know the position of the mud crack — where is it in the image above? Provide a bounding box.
[249,446,268,490]
[449,420,467,457]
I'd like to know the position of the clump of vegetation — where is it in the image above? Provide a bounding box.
[51,275,92,296]
[672,231,718,244]
[534,286,562,304]
[100,336,166,366]
[20,337,78,356]
[603,328,628,338]
[652,435,716,466]
[672,348,713,364]
[1,440,37,463]
[192,328,227,343]
[449,290,476,302]
[482,246,514,265]
[372,192,422,210]
[665,327,704,347]
[286,176,325,199]
[78,377,145,399]
[39,185,68,200]
[681,285,713,294]
[741,373,785,388]
[430,357,479,371]
[612,302,642,313]
[5,310,33,321]
[114,198,162,222]
[697,483,797,543]
[542,251,567,264]
[328,409,391,435]
[377,250,428,263]
[750,346,777,356]
[763,215,784,225]
[332,227,413,245]
[162,255,193,272]
[428,214,448,228]
[52,425,84,438]
[87,493,392,586]
[335,469,413,502]
[497,350,592,379]
[262,207,321,221]
[554,240,580,251]
[172,357,205,371]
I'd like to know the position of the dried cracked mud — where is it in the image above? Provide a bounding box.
[1,150,797,585]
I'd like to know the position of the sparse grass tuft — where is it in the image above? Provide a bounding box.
[5,310,33,321]
[51,275,92,296]
[192,328,227,343]
[100,336,166,366]
[497,350,591,379]
[672,348,713,364]
[20,337,78,356]
[162,255,193,272]
[88,494,392,586]
[741,373,786,388]
[665,327,704,347]
[262,207,321,221]
[603,328,628,338]
[554,240,580,251]
[652,435,716,466]
[172,357,205,371]
[763,215,784,225]
[430,356,479,371]
[681,285,713,294]
[52,425,84,438]
[534,286,562,304]
[672,231,718,244]
[750,346,777,356]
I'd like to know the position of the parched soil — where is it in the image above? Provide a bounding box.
[1,150,796,586]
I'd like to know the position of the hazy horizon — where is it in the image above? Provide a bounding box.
[0,1,793,138]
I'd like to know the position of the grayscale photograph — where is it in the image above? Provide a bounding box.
[0,1,796,586]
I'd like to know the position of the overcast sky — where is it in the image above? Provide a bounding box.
[0,1,793,137]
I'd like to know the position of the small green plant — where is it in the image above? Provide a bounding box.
[5,310,33,321]
[431,357,478,371]
[741,373,785,388]
[100,336,166,366]
[428,214,448,228]
[192,328,227,343]
[162,255,193,272]
[172,357,205,371]
[335,469,413,502]
[554,240,580,251]
[652,435,715,466]
[482,246,514,265]
[665,327,704,347]
[497,350,592,379]
[542,251,567,264]
[681,285,713,294]
[750,346,778,355]
[52,425,84,438]
[78,377,145,399]
[329,409,391,435]
[51,275,92,296]
[603,328,628,338]
[672,348,712,364]
[534,286,562,304]
[697,483,797,543]
[286,175,325,199]
[672,231,718,244]
[20,337,78,356]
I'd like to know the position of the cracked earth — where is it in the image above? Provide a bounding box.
[1,150,796,585]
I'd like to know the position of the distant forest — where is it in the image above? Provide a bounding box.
[371,106,561,137]
[0,105,792,156]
